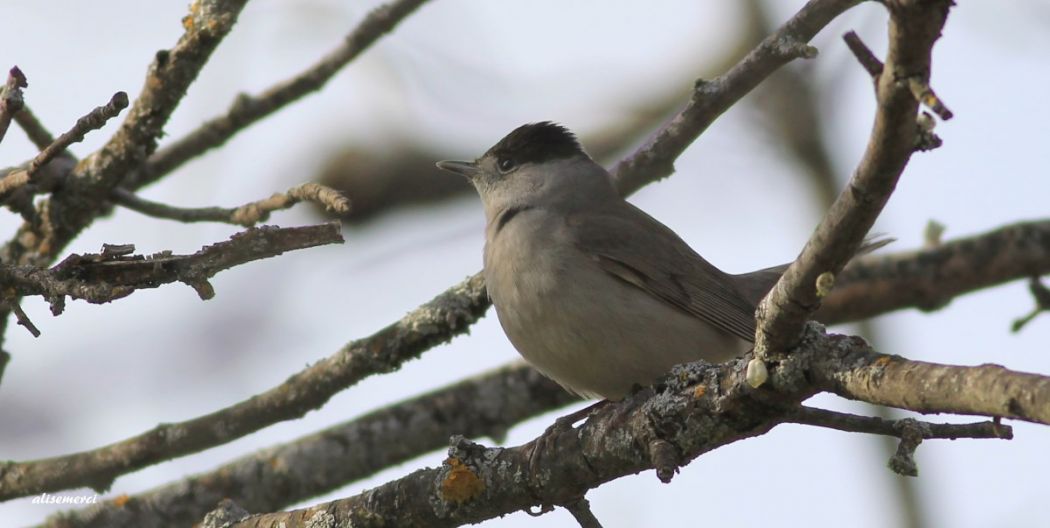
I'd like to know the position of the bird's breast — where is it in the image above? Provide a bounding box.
[482,208,748,399]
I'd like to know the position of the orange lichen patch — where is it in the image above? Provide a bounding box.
[268,456,287,472]
[183,0,199,31]
[111,494,130,507]
[440,457,484,504]
[873,356,894,368]
[692,385,707,399]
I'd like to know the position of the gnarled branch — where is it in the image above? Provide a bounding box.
[754,0,954,358]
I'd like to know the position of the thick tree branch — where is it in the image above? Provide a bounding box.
[128,0,430,190]
[754,0,953,359]
[810,342,1050,425]
[609,0,861,195]
[0,223,343,319]
[0,273,489,501]
[215,323,1024,528]
[819,219,1050,324]
[39,364,576,528]
[20,0,1049,507]
[41,217,1050,524]
[111,182,350,226]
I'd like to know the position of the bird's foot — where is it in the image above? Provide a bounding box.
[528,400,611,483]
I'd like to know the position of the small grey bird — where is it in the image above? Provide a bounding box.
[436,122,799,400]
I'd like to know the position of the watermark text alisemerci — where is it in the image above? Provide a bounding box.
[32,492,99,505]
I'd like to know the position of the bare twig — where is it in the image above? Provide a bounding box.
[564,497,604,528]
[754,0,953,360]
[1011,276,1050,332]
[610,0,862,196]
[111,183,350,226]
[786,406,1010,440]
[0,170,29,198]
[0,271,489,501]
[6,301,40,338]
[789,407,1007,477]
[908,77,953,121]
[0,92,128,202]
[0,223,343,322]
[0,66,28,144]
[131,0,430,189]
[843,30,883,78]
[29,91,129,175]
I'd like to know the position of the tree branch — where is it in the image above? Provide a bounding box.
[31,92,129,175]
[41,215,1050,526]
[0,272,489,501]
[785,406,1009,441]
[0,0,254,349]
[819,219,1050,324]
[111,182,350,226]
[39,363,576,528]
[128,0,430,190]
[1,0,251,273]
[809,338,1050,425]
[754,0,953,359]
[212,323,1025,528]
[786,407,1008,477]
[0,91,128,201]
[1011,276,1050,333]
[0,223,343,320]
[19,0,1048,508]
[609,0,861,195]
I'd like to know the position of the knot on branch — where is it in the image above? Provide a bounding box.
[647,439,680,484]
[888,418,928,477]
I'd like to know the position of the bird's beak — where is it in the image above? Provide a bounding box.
[435,160,481,180]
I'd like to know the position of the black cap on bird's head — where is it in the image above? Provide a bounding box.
[483,122,584,166]
[435,122,585,180]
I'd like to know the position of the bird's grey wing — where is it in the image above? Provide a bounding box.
[568,202,760,343]
[733,264,788,307]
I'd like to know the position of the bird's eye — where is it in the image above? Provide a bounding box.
[497,157,516,173]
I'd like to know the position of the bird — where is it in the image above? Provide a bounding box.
[436,122,839,400]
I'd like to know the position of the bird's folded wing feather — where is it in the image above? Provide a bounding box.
[569,202,760,343]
